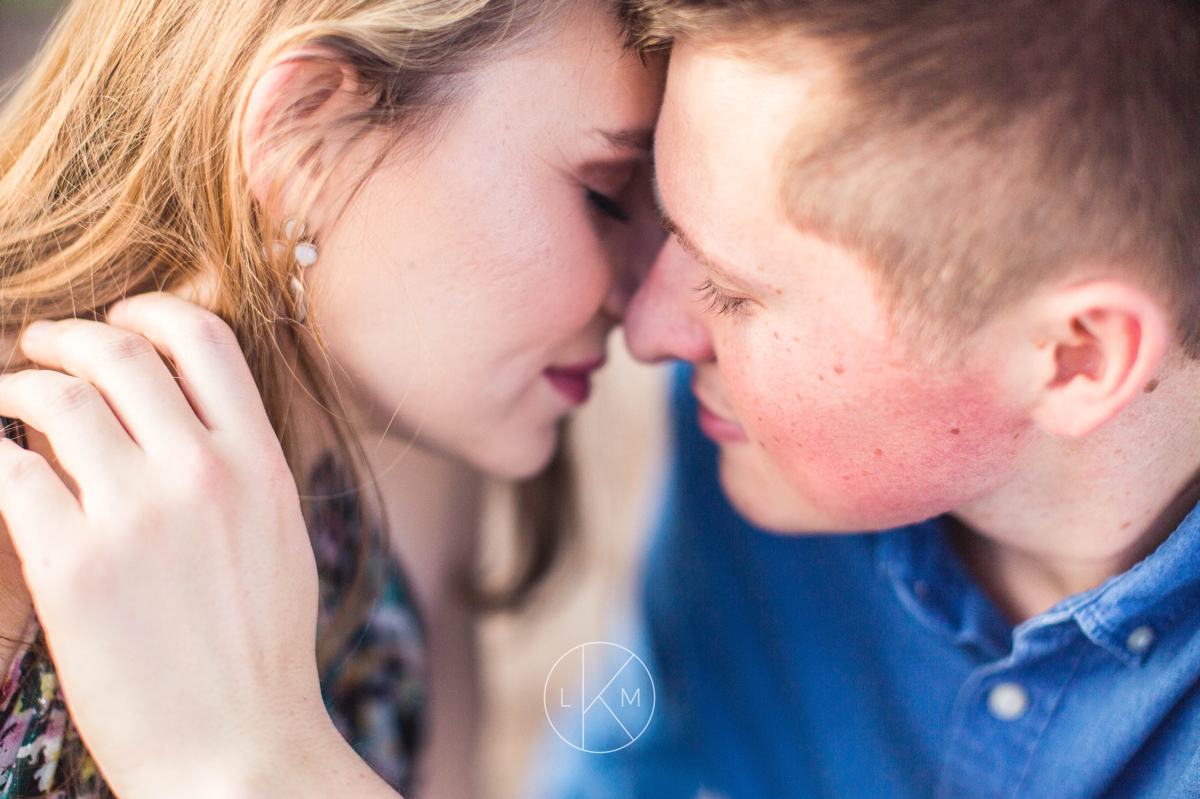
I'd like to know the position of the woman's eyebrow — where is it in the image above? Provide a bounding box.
[597,127,654,153]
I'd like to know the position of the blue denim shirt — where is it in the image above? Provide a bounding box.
[534,366,1200,799]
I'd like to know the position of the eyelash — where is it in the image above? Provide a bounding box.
[587,189,630,224]
[697,279,750,317]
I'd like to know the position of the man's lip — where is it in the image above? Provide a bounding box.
[694,395,749,443]
[544,356,607,405]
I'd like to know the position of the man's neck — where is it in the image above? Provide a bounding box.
[952,361,1200,624]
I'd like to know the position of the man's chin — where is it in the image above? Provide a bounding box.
[716,446,874,535]
[717,447,829,533]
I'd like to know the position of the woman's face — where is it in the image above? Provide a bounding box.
[308,3,666,479]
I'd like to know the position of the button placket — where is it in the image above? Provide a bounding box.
[937,629,1085,799]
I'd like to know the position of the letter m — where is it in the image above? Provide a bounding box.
[621,688,640,707]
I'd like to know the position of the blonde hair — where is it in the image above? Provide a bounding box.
[0,0,576,666]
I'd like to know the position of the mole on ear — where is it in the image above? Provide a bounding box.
[1144,379,1160,393]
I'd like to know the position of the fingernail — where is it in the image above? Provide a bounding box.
[22,321,52,341]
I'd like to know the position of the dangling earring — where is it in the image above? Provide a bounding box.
[283,218,316,324]
[289,274,309,324]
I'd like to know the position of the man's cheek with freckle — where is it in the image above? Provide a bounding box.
[723,347,1030,531]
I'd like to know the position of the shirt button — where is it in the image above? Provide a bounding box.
[1126,625,1155,654]
[987,682,1030,721]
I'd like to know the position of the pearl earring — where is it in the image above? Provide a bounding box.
[283,218,315,323]
[284,218,319,267]
[289,274,309,324]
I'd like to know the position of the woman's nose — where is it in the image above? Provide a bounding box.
[602,203,670,322]
[601,268,638,320]
[623,237,716,364]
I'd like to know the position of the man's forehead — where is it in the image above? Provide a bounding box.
[672,26,844,76]
[653,37,846,281]
[658,36,848,198]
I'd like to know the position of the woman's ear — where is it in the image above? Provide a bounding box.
[1027,278,1171,438]
[240,48,364,217]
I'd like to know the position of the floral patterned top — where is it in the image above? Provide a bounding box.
[0,453,427,798]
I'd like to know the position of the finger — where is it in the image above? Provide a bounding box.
[0,438,84,572]
[20,317,208,449]
[168,270,221,310]
[106,294,272,436]
[0,370,141,490]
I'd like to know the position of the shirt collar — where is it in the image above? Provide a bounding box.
[1065,500,1200,666]
[877,518,1013,662]
[877,501,1200,667]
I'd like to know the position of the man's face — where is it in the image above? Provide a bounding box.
[625,38,1032,533]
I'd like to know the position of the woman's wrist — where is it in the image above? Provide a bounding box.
[155,715,400,799]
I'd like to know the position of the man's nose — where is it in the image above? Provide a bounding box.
[624,236,716,364]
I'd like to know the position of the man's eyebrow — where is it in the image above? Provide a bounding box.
[650,169,745,284]
[658,207,753,290]
[659,208,726,276]
[598,127,655,153]
[658,211,696,254]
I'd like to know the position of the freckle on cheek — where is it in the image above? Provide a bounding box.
[1144,379,1159,393]
[753,352,1022,512]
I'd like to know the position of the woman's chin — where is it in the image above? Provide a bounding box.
[457,424,561,482]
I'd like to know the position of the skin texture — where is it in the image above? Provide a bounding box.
[624,35,1200,623]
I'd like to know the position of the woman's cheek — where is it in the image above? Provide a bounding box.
[527,240,610,335]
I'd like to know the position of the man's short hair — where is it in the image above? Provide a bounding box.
[623,0,1200,357]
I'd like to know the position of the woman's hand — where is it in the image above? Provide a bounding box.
[0,294,395,799]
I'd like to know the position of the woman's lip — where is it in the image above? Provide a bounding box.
[544,356,607,405]
[696,398,749,443]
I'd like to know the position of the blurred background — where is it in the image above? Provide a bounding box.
[0,4,671,796]
[477,341,668,797]
[0,1,63,82]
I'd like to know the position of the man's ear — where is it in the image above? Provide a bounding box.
[1028,279,1171,438]
[240,48,364,217]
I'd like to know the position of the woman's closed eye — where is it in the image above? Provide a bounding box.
[587,188,630,223]
[697,278,750,317]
